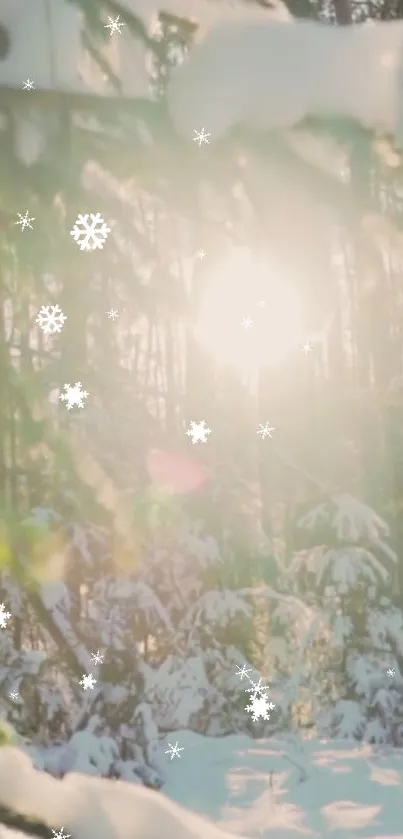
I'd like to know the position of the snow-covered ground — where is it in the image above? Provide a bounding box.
[164,731,403,839]
[1,732,403,839]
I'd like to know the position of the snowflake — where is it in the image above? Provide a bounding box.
[235,664,252,681]
[258,299,267,308]
[195,249,206,260]
[241,316,253,329]
[9,691,19,701]
[59,382,89,410]
[0,603,11,629]
[51,829,71,839]
[36,305,67,335]
[104,15,125,35]
[79,673,97,691]
[193,127,211,146]
[186,420,211,444]
[245,693,275,722]
[22,78,35,90]
[301,341,314,355]
[107,308,119,320]
[165,741,184,760]
[90,650,104,665]
[245,678,270,698]
[70,213,111,251]
[257,423,275,439]
[15,211,35,231]
[387,667,396,678]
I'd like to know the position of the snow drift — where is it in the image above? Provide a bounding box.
[167,17,403,142]
[0,747,247,839]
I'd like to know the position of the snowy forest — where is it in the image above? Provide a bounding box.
[1,0,403,837]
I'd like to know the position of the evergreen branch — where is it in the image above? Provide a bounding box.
[102,0,153,46]
[0,806,67,839]
[81,30,122,93]
[67,0,163,57]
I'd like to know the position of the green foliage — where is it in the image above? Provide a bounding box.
[131,488,183,534]
[0,721,18,747]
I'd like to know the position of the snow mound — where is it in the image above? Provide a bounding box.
[0,747,247,839]
[167,18,403,142]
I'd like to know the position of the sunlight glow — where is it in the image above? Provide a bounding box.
[193,248,304,373]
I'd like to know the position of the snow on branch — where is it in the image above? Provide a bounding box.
[119,0,291,30]
[167,17,403,143]
[239,585,315,627]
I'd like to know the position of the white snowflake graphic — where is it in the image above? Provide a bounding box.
[51,829,71,839]
[301,341,314,355]
[186,420,211,444]
[387,667,396,678]
[107,308,119,320]
[165,741,184,760]
[0,603,11,629]
[79,673,97,691]
[22,78,35,90]
[90,650,104,666]
[235,664,252,681]
[245,678,270,697]
[245,693,275,722]
[9,690,19,701]
[195,249,206,260]
[15,211,35,231]
[59,382,89,410]
[36,305,67,335]
[241,316,253,329]
[70,213,111,251]
[104,15,125,34]
[238,668,276,722]
[193,127,211,146]
[257,423,275,439]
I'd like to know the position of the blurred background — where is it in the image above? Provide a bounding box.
[0,0,403,787]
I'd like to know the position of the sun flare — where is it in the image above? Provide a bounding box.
[194,248,304,373]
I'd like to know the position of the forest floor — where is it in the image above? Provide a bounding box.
[163,731,403,838]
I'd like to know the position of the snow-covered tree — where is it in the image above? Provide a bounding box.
[272,494,403,744]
